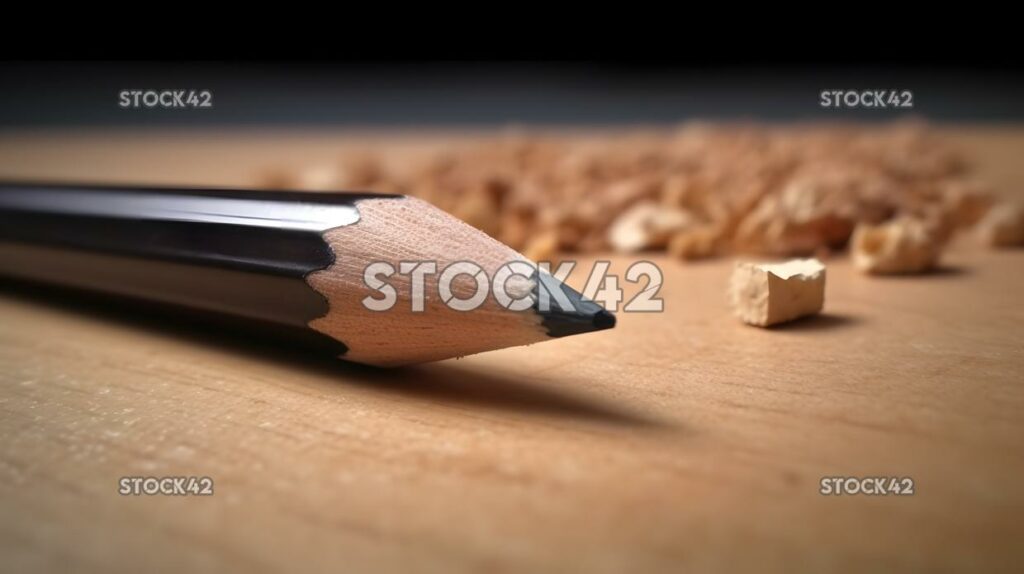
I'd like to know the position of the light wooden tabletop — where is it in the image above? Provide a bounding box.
[0,128,1022,573]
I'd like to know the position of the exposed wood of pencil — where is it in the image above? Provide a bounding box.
[310,197,554,366]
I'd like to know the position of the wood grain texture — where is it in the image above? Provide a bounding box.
[0,128,1022,573]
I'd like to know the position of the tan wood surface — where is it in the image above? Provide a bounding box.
[0,127,1022,573]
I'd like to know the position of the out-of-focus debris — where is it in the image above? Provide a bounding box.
[667,225,722,260]
[851,217,946,274]
[521,230,560,263]
[976,202,1024,247]
[260,122,998,260]
[608,201,697,253]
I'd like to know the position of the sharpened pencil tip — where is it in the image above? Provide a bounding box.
[533,276,616,338]
[592,308,617,331]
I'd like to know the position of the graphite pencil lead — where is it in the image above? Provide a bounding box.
[533,276,617,338]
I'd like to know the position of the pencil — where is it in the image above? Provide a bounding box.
[0,182,614,366]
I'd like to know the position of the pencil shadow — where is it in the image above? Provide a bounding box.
[769,312,860,331]
[0,279,664,429]
[342,362,666,428]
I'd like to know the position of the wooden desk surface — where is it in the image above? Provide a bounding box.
[0,128,1022,573]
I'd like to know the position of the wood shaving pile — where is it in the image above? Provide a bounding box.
[259,122,1018,264]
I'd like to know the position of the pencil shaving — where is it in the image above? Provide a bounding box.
[608,201,697,253]
[729,258,826,327]
[263,123,996,260]
[851,217,945,274]
[976,202,1024,247]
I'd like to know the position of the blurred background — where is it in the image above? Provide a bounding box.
[2,61,1023,127]
[2,61,1023,262]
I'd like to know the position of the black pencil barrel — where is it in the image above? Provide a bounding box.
[0,182,382,330]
